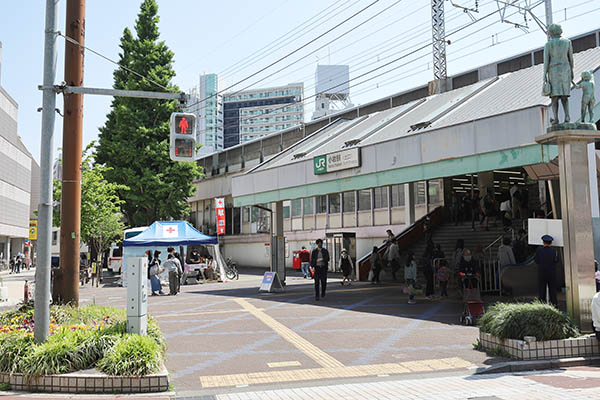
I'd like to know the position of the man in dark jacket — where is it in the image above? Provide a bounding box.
[310,239,330,301]
[535,235,559,306]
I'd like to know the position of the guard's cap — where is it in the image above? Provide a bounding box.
[542,235,553,243]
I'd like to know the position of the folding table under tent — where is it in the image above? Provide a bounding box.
[121,220,224,287]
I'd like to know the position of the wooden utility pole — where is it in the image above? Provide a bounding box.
[59,0,85,305]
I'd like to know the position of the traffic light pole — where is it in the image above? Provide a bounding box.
[59,0,85,306]
[35,0,59,343]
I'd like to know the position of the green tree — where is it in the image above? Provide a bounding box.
[54,143,127,258]
[96,0,202,226]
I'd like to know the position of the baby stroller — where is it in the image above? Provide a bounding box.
[459,272,484,326]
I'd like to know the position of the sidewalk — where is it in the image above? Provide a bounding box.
[191,367,600,400]
[0,267,36,310]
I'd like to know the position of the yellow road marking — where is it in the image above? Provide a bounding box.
[234,298,344,368]
[153,308,263,319]
[267,361,302,368]
[199,358,475,388]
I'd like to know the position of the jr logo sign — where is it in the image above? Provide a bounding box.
[313,155,327,175]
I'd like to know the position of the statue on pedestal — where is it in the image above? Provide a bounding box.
[573,71,595,124]
[543,24,574,126]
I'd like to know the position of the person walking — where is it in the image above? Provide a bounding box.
[338,248,354,286]
[299,246,311,279]
[452,239,465,276]
[370,246,382,284]
[384,239,401,280]
[310,239,330,301]
[405,252,418,304]
[535,235,559,306]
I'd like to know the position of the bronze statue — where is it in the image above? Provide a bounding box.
[573,71,595,123]
[543,24,574,125]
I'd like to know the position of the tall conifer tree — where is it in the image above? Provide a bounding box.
[97,0,201,226]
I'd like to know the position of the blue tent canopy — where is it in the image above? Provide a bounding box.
[123,221,218,247]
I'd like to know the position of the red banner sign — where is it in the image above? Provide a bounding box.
[215,198,225,235]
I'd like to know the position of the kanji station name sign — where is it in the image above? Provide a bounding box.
[313,148,361,175]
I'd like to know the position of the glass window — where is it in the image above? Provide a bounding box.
[343,192,355,213]
[428,180,441,204]
[251,206,259,222]
[303,197,314,215]
[358,189,371,211]
[416,181,426,205]
[391,184,405,207]
[316,195,327,214]
[283,205,290,219]
[291,199,302,217]
[328,194,340,214]
[374,187,388,209]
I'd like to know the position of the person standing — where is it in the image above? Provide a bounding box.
[370,246,382,284]
[385,239,401,280]
[498,237,516,268]
[592,288,600,340]
[299,246,311,279]
[163,254,181,296]
[513,229,528,263]
[148,250,164,296]
[310,239,330,301]
[338,248,354,286]
[386,229,395,243]
[405,252,417,305]
[534,235,559,306]
[436,259,450,297]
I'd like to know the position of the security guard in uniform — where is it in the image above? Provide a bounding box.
[534,235,559,306]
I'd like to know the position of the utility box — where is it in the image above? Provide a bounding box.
[126,257,147,335]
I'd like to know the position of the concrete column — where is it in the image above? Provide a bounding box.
[538,129,600,329]
[587,144,599,218]
[405,183,415,225]
[271,201,285,283]
[425,180,430,213]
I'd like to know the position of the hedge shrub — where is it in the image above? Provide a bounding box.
[479,301,579,341]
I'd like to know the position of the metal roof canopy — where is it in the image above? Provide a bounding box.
[232,48,600,207]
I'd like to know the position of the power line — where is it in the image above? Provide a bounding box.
[186,0,381,110]
[56,31,174,93]
[223,0,405,100]
[218,0,356,79]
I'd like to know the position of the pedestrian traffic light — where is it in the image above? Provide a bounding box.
[169,112,197,161]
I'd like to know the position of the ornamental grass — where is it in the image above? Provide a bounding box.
[478,301,580,341]
[0,303,165,377]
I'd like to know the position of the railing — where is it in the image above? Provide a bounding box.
[357,206,444,281]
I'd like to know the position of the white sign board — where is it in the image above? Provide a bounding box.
[327,148,360,172]
[528,218,564,247]
[163,225,179,238]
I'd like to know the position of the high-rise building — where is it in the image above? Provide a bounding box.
[186,73,223,155]
[0,41,36,263]
[222,83,304,148]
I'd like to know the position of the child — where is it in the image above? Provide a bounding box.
[405,252,417,304]
[436,260,450,297]
[574,71,595,123]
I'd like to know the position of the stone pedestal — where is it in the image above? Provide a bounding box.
[536,128,600,330]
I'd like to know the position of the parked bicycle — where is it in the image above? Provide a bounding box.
[225,258,239,280]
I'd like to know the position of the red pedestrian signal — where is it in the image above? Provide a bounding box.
[170,112,196,161]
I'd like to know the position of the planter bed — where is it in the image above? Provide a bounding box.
[0,365,169,394]
[479,331,600,360]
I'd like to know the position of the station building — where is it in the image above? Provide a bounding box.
[188,30,600,274]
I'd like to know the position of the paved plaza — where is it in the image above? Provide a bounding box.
[78,269,497,396]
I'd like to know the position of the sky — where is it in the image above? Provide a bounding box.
[0,0,599,164]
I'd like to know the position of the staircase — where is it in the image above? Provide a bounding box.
[410,218,527,264]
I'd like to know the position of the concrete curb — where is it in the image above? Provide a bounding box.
[475,356,600,374]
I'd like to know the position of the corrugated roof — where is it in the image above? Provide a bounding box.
[431,47,600,130]
[247,47,600,174]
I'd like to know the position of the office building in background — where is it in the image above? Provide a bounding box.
[187,73,224,156]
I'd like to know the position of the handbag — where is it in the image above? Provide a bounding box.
[149,264,159,276]
[542,81,551,96]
